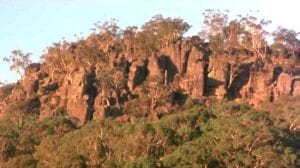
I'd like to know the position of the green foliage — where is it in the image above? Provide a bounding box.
[271,42,288,57]
[0,100,298,167]
[160,104,297,168]
[0,115,77,167]
[0,84,14,100]
[136,14,191,55]
[3,50,32,79]
[272,26,299,57]
[2,12,300,168]
[4,154,36,168]
[262,96,300,129]
[123,95,151,117]
[200,10,272,58]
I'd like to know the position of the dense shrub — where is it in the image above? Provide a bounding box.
[0,101,298,167]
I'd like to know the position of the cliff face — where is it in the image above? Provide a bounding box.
[1,38,300,124]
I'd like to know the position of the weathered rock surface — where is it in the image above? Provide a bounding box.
[180,47,206,98]
[240,60,275,106]
[162,41,181,75]
[274,73,292,99]
[147,53,162,80]
[1,38,300,123]
[23,64,40,98]
[128,59,147,91]
[92,95,105,120]
[207,56,230,99]
[66,67,95,124]
[161,39,195,84]
[292,79,300,97]
[227,62,252,100]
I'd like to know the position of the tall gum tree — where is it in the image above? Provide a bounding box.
[272,27,299,58]
[3,50,32,80]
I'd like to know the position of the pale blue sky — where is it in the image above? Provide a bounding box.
[0,0,299,83]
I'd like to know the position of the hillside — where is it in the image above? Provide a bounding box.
[0,11,299,167]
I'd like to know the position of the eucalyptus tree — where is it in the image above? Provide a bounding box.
[92,19,122,53]
[95,68,127,107]
[272,27,299,57]
[238,15,271,59]
[137,14,191,55]
[200,9,229,56]
[41,41,74,80]
[3,50,32,79]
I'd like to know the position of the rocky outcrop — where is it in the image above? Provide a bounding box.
[0,102,6,118]
[180,39,193,74]
[0,81,39,118]
[66,67,95,124]
[32,64,97,124]
[128,59,147,91]
[162,40,181,75]
[226,62,252,100]
[93,94,123,121]
[207,56,230,99]
[147,53,162,80]
[1,37,300,124]
[240,60,275,106]
[39,95,59,118]
[92,95,105,120]
[23,64,40,98]
[180,47,207,99]
[273,73,292,99]
[292,79,300,97]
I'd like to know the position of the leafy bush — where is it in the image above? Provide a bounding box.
[0,101,298,167]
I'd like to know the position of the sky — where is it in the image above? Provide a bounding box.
[0,0,299,83]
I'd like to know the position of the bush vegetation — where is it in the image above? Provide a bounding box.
[1,10,300,167]
[0,100,298,167]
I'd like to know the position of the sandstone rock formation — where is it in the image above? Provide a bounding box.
[274,72,292,98]
[128,59,147,91]
[147,53,162,80]
[292,79,300,97]
[180,46,207,99]
[240,60,274,106]
[207,56,230,99]
[23,63,40,98]
[66,67,94,124]
[1,37,300,123]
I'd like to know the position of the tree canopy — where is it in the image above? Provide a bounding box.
[3,50,32,79]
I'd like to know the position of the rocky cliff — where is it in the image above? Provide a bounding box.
[1,36,300,125]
